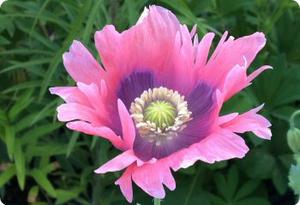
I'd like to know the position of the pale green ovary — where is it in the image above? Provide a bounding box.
[144,101,176,129]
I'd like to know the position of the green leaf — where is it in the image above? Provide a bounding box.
[4,125,15,160]
[66,132,80,158]
[214,173,229,200]
[21,123,61,145]
[14,141,26,190]
[0,108,8,126]
[0,59,50,75]
[28,143,67,158]
[39,1,92,100]
[239,149,276,179]
[55,189,80,205]
[31,202,48,205]
[0,36,10,45]
[30,169,57,198]
[82,0,103,44]
[0,164,16,188]
[124,0,140,25]
[206,161,228,170]
[235,181,260,200]
[272,106,296,122]
[8,89,33,120]
[29,0,51,40]
[236,197,270,205]
[15,111,53,132]
[272,165,288,195]
[216,0,247,15]
[208,194,227,205]
[226,165,239,200]
[214,165,239,201]
[16,21,58,51]
[2,80,42,94]
[0,48,52,56]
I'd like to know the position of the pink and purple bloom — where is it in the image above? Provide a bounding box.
[50,6,272,202]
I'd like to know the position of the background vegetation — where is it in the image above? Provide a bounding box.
[0,0,300,204]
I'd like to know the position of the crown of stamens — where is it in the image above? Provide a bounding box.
[130,87,192,145]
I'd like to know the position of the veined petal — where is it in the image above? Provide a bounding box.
[118,99,135,149]
[94,6,196,95]
[76,82,110,121]
[222,64,272,100]
[222,63,249,100]
[218,113,239,125]
[63,40,104,85]
[132,160,176,199]
[66,121,124,149]
[201,32,267,95]
[95,150,137,174]
[115,165,135,203]
[195,32,215,69]
[159,160,176,191]
[115,158,176,202]
[51,83,114,128]
[49,86,90,106]
[57,103,101,125]
[221,105,272,139]
[247,65,273,83]
[170,128,249,171]
[76,82,101,109]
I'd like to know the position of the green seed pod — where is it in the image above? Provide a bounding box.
[144,101,176,129]
[287,128,300,153]
[289,164,300,196]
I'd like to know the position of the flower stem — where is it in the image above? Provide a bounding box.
[154,198,161,205]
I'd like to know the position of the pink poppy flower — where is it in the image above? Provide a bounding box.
[50,5,272,202]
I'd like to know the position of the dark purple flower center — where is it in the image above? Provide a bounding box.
[118,71,217,161]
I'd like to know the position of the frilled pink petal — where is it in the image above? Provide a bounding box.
[222,63,249,100]
[51,82,114,128]
[113,126,249,201]
[76,82,110,124]
[117,99,135,149]
[218,113,238,125]
[200,32,267,97]
[158,161,176,191]
[63,40,104,85]
[114,158,176,202]
[170,25,198,93]
[115,165,134,203]
[95,6,180,73]
[170,128,249,171]
[76,82,101,109]
[132,160,176,199]
[94,6,196,95]
[247,65,273,83]
[49,87,90,106]
[223,64,272,100]
[194,32,215,70]
[136,158,157,167]
[66,121,124,149]
[57,103,101,125]
[221,105,272,139]
[208,31,230,61]
[95,150,137,174]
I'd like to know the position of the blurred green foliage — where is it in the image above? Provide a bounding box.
[0,0,300,204]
